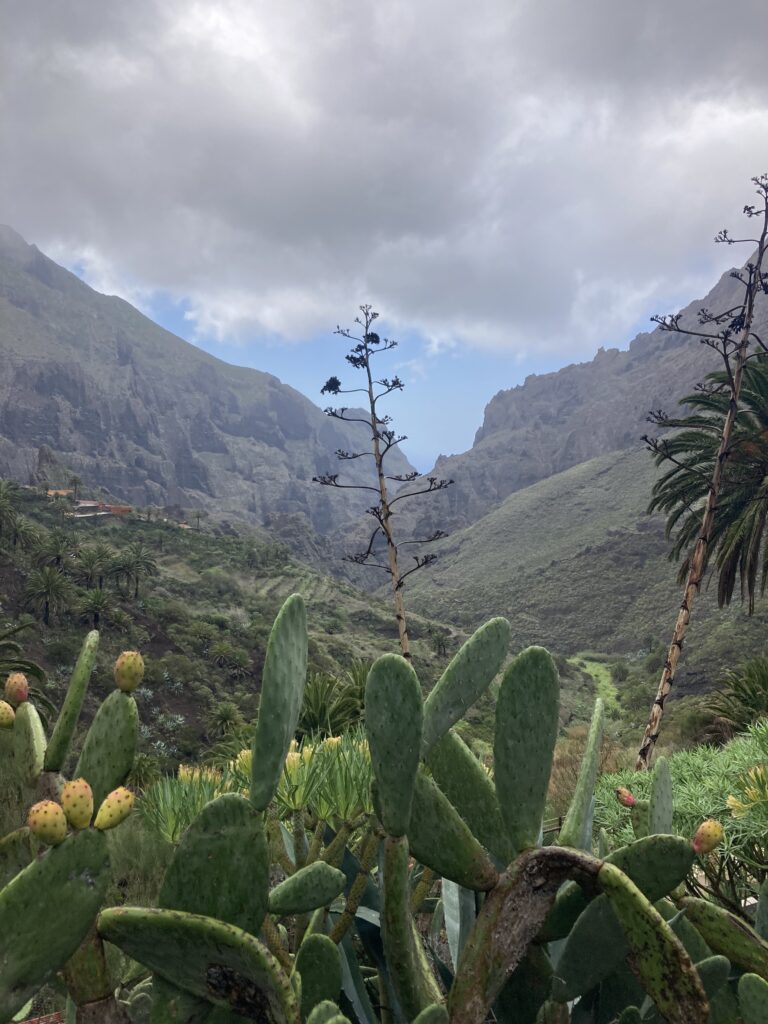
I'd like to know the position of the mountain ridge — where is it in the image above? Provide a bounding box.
[0,226,413,561]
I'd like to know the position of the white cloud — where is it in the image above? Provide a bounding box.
[2,0,768,357]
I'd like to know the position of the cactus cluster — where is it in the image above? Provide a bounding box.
[0,631,141,1023]
[3,598,768,1024]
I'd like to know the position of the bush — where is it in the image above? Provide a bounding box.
[596,721,768,910]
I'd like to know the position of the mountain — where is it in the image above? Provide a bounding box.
[398,262,767,540]
[401,264,768,693]
[0,226,413,555]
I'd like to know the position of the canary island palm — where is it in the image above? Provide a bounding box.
[649,355,768,614]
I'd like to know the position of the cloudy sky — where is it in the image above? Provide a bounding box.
[3,1,768,467]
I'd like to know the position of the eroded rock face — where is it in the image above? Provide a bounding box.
[0,226,413,543]
[391,260,768,539]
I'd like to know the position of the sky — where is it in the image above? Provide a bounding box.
[3,1,768,469]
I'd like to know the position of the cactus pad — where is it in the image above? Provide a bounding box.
[406,768,499,891]
[44,630,99,772]
[427,730,512,866]
[365,654,423,837]
[98,906,300,1023]
[0,829,110,1022]
[268,861,346,917]
[251,594,308,811]
[75,689,138,807]
[494,647,559,852]
[160,793,269,934]
[13,700,46,786]
[738,973,768,1024]
[294,934,342,1020]
[421,617,510,757]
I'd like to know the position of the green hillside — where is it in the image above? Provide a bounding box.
[406,446,768,697]
[0,486,465,768]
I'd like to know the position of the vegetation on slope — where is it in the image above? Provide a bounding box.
[406,447,768,702]
[0,482,465,771]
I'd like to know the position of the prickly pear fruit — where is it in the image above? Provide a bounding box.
[692,819,724,855]
[61,778,94,830]
[616,787,636,808]
[93,787,135,830]
[114,651,144,692]
[0,700,14,728]
[5,672,29,706]
[27,800,68,846]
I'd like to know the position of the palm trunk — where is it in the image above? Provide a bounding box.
[636,237,768,769]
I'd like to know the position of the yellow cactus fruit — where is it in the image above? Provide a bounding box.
[692,819,724,855]
[27,800,68,846]
[114,651,145,692]
[0,700,15,728]
[5,672,29,706]
[93,787,135,830]
[60,778,94,829]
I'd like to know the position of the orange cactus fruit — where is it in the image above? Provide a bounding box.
[114,651,145,692]
[615,787,637,808]
[692,819,724,855]
[0,699,15,728]
[93,786,135,830]
[27,800,68,846]
[61,778,94,829]
[5,672,29,706]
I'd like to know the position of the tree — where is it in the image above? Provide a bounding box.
[114,540,158,599]
[0,623,45,682]
[73,545,114,590]
[647,356,768,613]
[69,475,82,501]
[314,305,452,659]
[78,588,112,629]
[636,173,768,769]
[10,515,41,552]
[24,566,73,626]
[37,528,77,568]
[0,480,19,540]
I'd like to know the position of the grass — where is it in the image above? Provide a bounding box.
[571,655,619,714]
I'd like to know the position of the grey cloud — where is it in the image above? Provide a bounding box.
[2,0,768,355]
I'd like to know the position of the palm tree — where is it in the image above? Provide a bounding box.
[0,623,45,682]
[10,515,42,552]
[114,540,158,599]
[24,567,73,626]
[78,589,112,629]
[73,545,114,590]
[92,543,116,590]
[37,528,78,569]
[0,480,19,541]
[648,356,768,614]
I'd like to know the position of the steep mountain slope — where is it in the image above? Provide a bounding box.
[406,446,768,694]
[398,263,768,539]
[0,226,413,551]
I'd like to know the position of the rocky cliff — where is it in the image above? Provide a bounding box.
[0,226,413,548]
